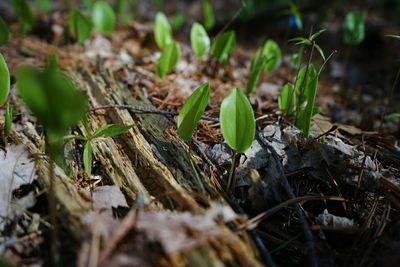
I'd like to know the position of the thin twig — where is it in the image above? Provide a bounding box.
[241,195,345,230]
[90,104,219,122]
[256,132,319,267]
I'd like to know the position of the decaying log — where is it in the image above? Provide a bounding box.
[9,63,263,266]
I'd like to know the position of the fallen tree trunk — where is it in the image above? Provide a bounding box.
[9,61,262,266]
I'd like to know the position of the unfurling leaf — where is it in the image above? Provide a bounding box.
[220,88,255,153]
[83,141,93,176]
[295,64,319,137]
[203,0,215,30]
[211,31,236,63]
[16,55,87,137]
[190,22,210,59]
[343,11,366,45]
[278,83,295,115]
[156,41,181,78]
[154,12,172,49]
[177,83,210,141]
[0,53,10,106]
[11,0,35,33]
[92,1,116,34]
[92,124,133,138]
[262,39,281,72]
[246,48,264,95]
[68,9,93,44]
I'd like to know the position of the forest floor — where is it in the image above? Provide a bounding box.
[1,3,400,267]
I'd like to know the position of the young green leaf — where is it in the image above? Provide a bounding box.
[385,113,400,120]
[295,64,319,137]
[92,1,116,34]
[16,55,87,137]
[211,31,236,63]
[309,29,326,41]
[34,0,51,14]
[154,12,172,49]
[0,17,9,46]
[0,53,10,106]
[156,41,181,78]
[83,141,93,176]
[170,12,185,31]
[92,124,133,138]
[190,22,210,59]
[203,0,215,30]
[220,88,255,153]
[68,9,93,44]
[262,39,281,72]
[314,43,325,61]
[246,48,264,95]
[343,11,366,45]
[4,103,12,138]
[386,34,400,41]
[177,83,210,141]
[12,0,35,33]
[278,83,295,115]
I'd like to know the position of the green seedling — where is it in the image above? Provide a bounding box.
[246,40,281,95]
[115,0,132,26]
[16,54,87,157]
[278,82,295,115]
[154,12,172,49]
[247,48,264,96]
[262,39,281,72]
[170,12,185,31]
[290,29,326,61]
[203,0,215,30]
[16,54,87,264]
[92,1,116,34]
[177,83,210,141]
[177,83,210,194]
[12,0,35,34]
[69,122,133,176]
[0,54,10,106]
[211,30,236,64]
[0,17,9,46]
[156,41,181,78]
[68,9,93,44]
[3,104,12,140]
[343,11,366,45]
[190,22,210,59]
[34,0,51,14]
[220,88,255,191]
[294,64,319,137]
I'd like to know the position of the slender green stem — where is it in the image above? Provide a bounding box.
[226,152,239,192]
[295,41,315,125]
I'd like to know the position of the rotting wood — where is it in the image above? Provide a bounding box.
[6,57,262,265]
